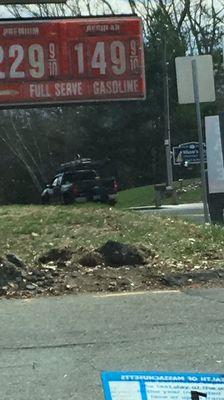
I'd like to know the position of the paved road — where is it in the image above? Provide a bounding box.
[132,203,205,224]
[0,289,224,400]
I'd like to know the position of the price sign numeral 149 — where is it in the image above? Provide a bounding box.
[74,40,138,76]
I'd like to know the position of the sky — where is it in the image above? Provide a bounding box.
[0,0,221,20]
[0,0,132,18]
[108,0,131,13]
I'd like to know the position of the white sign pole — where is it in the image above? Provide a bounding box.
[175,55,215,223]
[191,59,210,223]
[205,115,224,193]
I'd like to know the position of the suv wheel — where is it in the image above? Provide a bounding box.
[63,194,72,205]
[41,195,49,205]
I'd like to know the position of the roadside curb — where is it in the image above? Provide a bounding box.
[163,269,224,287]
[128,206,162,211]
[128,202,204,212]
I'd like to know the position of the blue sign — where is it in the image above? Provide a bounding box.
[173,142,206,165]
[101,371,224,400]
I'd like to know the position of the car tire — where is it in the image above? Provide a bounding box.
[109,199,116,206]
[41,195,50,205]
[63,193,72,205]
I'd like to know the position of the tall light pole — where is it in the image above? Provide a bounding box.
[163,35,173,188]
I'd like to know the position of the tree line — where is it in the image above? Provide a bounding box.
[0,0,223,203]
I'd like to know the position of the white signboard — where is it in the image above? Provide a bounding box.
[102,371,224,400]
[175,55,215,104]
[205,115,224,193]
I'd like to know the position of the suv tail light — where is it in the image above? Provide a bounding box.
[72,184,79,195]
[114,180,119,192]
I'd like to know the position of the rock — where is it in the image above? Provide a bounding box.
[42,264,57,271]
[0,286,7,295]
[6,254,26,269]
[163,275,185,287]
[65,284,72,290]
[32,269,44,278]
[29,275,38,283]
[71,271,79,278]
[18,280,27,290]
[79,252,104,267]
[98,240,145,267]
[38,248,73,264]
[25,275,33,282]
[108,281,117,291]
[0,257,22,287]
[8,282,18,290]
[51,271,59,277]
[31,232,39,238]
[26,283,37,290]
[21,270,27,279]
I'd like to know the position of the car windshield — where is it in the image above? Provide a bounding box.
[1,3,224,400]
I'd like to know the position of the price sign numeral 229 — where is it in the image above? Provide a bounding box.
[191,391,207,399]
[0,44,45,79]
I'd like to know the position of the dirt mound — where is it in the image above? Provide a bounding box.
[0,257,24,294]
[79,252,104,267]
[98,240,146,267]
[79,241,149,268]
[38,248,73,264]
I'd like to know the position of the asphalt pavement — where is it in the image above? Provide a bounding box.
[131,202,206,224]
[1,289,224,400]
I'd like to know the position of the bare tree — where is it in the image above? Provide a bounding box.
[125,0,224,54]
[6,0,83,18]
[5,0,224,53]
[6,0,133,18]
[101,0,115,15]
[184,0,224,54]
[0,117,43,192]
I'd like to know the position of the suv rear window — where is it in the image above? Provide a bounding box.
[63,170,97,184]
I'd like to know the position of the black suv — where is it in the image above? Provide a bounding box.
[41,165,118,205]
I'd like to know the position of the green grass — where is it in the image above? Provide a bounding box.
[117,178,202,208]
[0,204,224,270]
[117,185,155,208]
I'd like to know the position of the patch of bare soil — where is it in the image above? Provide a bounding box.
[1,241,224,299]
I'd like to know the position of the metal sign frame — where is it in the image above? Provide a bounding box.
[0,16,146,108]
[0,0,67,3]
[173,141,206,166]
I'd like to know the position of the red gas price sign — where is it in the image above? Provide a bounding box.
[0,17,146,107]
